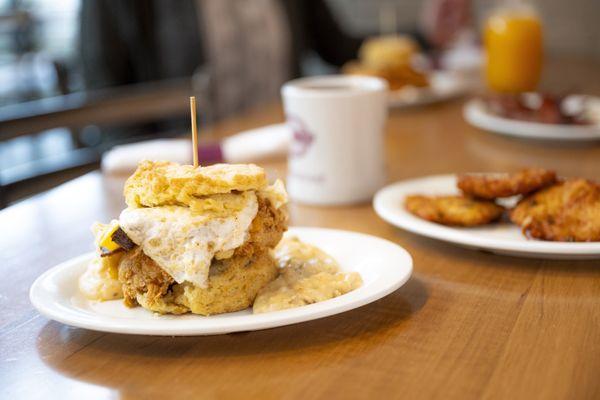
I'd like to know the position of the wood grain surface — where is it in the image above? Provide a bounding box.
[1,59,600,400]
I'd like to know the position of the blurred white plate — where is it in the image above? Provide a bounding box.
[388,71,468,108]
[464,99,600,141]
[30,227,412,336]
[373,175,600,259]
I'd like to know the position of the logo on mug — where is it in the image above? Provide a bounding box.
[287,115,314,158]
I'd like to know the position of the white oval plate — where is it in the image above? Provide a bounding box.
[30,227,412,336]
[388,71,468,108]
[464,99,600,141]
[373,175,600,259]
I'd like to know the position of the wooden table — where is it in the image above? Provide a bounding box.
[2,60,600,399]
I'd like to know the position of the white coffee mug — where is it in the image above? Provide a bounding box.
[281,75,388,205]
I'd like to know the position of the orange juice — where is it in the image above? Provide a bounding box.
[484,6,543,92]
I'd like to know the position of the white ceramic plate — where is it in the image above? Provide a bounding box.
[373,175,600,259]
[30,227,412,336]
[388,71,468,108]
[464,99,600,141]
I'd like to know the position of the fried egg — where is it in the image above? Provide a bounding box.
[119,190,258,287]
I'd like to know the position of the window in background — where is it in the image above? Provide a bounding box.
[0,0,81,105]
[0,0,83,206]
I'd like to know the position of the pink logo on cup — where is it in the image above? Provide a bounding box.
[287,115,314,158]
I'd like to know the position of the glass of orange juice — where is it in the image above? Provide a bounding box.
[484,1,543,93]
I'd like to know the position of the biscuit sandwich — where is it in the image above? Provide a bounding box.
[80,160,288,315]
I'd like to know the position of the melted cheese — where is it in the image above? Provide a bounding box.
[80,221,125,301]
[253,237,362,313]
[119,191,258,287]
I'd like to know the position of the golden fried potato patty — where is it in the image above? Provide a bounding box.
[510,179,600,242]
[457,168,557,200]
[405,195,505,226]
[117,195,287,315]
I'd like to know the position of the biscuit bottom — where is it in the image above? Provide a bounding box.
[128,250,279,316]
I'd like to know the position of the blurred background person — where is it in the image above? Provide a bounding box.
[79,0,466,121]
[420,0,472,49]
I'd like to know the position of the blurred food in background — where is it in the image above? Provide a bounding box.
[359,35,420,68]
[482,93,600,126]
[342,35,429,91]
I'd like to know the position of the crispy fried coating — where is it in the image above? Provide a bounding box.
[457,168,557,200]
[244,193,288,252]
[118,247,177,309]
[405,195,505,226]
[117,195,287,315]
[510,179,600,241]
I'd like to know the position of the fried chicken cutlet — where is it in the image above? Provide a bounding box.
[457,168,557,200]
[510,179,600,242]
[405,195,505,226]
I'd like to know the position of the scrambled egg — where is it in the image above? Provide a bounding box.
[253,237,362,313]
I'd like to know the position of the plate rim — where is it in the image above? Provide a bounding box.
[373,174,600,257]
[29,227,413,336]
[463,99,600,141]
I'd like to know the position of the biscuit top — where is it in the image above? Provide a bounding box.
[359,35,419,69]
[124,160,267,208]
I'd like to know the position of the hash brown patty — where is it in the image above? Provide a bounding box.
[405,195,505,226]
[510,179,600,242]
[457,168,557,200]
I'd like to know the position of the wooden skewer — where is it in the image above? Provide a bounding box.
[190,96,199,167]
